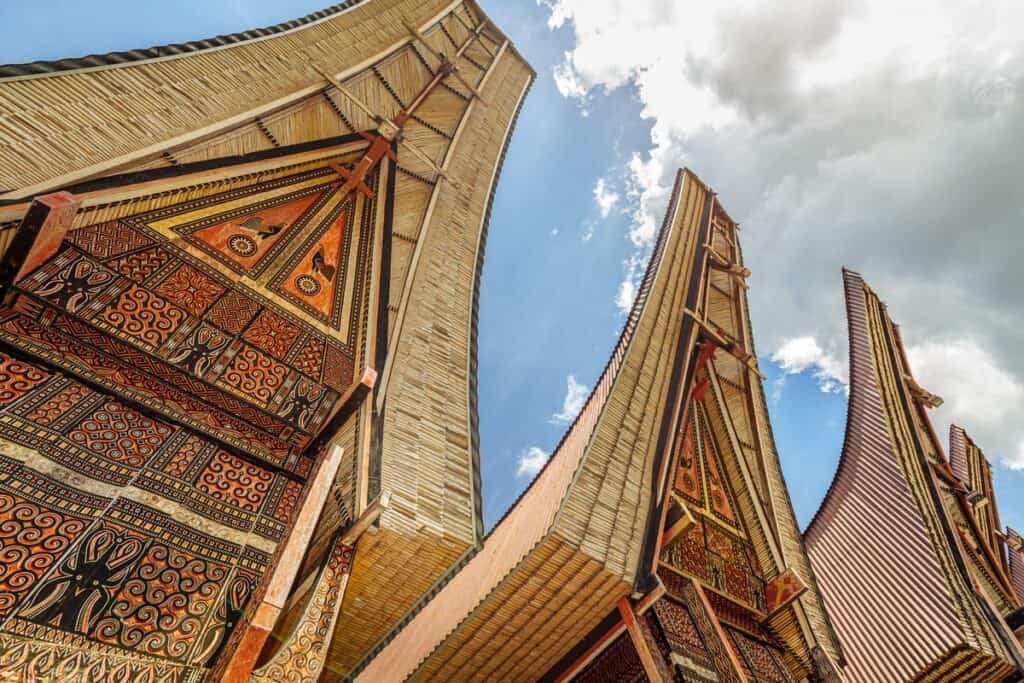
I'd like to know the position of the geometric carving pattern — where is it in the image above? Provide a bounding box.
[196,450,273,512]
[250,539,353,683]
[0,309,300,468]
[727,627,794,683]
[661,516,766,612]
[175,187,325,277]
[270,195,354,327]
[672,403,741,529]
[573,632,646,683]
[242,309,300,360]
[0,157,377,680]
[206,289,260,335]
[154,263,226,316]
[0,630,203,683]
[68,221,153,260]
[67,400,172,469]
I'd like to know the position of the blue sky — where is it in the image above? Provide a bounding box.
[2,0,1020,536]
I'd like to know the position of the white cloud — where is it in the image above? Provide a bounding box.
[581,220,595,242]
[542,0,1024,471]
[614,251,645,315]
[771,336,847,394]
[516,446,550,478]
[907,340,1024,469]
[593,177,620,218]
[551,227,559,236]
[551,374,589,425]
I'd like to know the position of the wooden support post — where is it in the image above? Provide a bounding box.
[0,191,79,302]
[660,495,696,549]
[219,445,346,683]
[310,367,376,448]
[683,580,749,681]
[617,597,668,682]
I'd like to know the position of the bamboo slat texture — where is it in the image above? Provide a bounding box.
[356,170,709,682]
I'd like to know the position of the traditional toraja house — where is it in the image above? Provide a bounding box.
[1,2,1021,683]
[804,270,1024,682]
[0,1,534,680]
[356,169,845,682]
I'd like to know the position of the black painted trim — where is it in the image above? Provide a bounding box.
[0,1,368,78]
[0,131,368,208]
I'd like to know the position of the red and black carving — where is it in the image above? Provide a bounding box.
[206,288,260,335]
[727,627,794,683]
[573,632,646,683]
[196,450,273,512]
[243,308,301,360]
[68,221,153,260]
[154,263,226,316]
[91,542,227,660]
[163,323,232,377]
[97,284,188,352]
[68,400,172,469]
[0,492,91,621]
[30,254,116,315]
[18,523,149,635]
[108,245,173,283]
[0,351,48,403]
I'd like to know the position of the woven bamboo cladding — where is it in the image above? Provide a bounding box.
[0,0,459,193]
[699,206,842,672]
[355,170,709,683]
[553,174,705,581]
[318,43,534,678]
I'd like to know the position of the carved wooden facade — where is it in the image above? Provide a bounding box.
[0,1,532,680]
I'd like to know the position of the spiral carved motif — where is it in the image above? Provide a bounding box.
[196,451,273,512]
[249,542,353,683]
[93,543,227,661]
[99,285,185,350]
[219,346,285,405]
[0,493,87,620]
[0,352,48,403]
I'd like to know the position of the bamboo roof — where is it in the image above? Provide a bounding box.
[356,169,843,681]
[805,271,1024,682]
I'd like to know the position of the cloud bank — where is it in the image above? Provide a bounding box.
[543,0,1024,468]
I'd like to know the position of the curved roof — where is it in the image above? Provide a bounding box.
[355,168,709,681]
[0,1,367,78]
[804,270,1022,682]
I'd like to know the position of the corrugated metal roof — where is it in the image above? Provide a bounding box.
[804,270,963,683]
[1008,529,1024,605]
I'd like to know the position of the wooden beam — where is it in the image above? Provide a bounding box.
[660,494,696,549]
[308,367,376,453]
[341,490,391,546]
[271,490,391,627]
[218,444,345,682]
[617,597,668,683]
[0,192,79,302]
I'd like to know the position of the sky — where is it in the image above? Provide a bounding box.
[1,0,1021,535]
